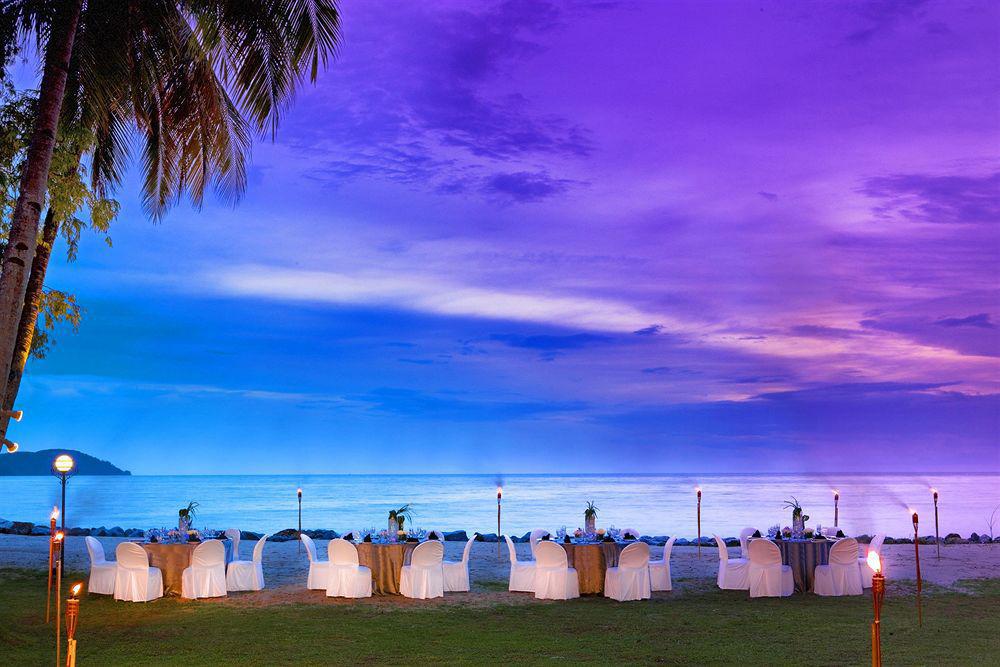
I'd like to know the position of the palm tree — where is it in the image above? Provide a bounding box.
[0,0,342,436]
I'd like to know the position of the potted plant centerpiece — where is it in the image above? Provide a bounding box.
[178,501,199,532]
[783,497,809,538]
[584,501,599,533]
[388,504,413,535]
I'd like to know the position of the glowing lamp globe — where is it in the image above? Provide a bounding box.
[54,454,75,474]
[4,441,17,453]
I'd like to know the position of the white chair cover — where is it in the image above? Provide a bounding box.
[533,541,579,600]
[443,536,476,592]
[739,527,758,559]
[326,538,372,598]
[604,541,651,601]
[113,542,163,602]
[85,536,116,595]
[226,533,269,592]
[649,536,677,591]
[815,538,864,596]
[504,535,536,592]
[529,529,550,559]
[715,535,750,590]
[860,534,886,587]
[400,540,445,599]
[301,533,330,590]
[747,539,793,598]
[224,528,241,560]
[181,539,227,599]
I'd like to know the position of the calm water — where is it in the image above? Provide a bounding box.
[2,473,998,538]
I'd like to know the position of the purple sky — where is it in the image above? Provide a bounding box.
[14,0,1000,473]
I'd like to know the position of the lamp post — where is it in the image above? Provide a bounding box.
[931,489,940,559]
[497,486,503,559]
[65,582,82,667]
[868,551,884,667]
[696,487,702,559]
[46,507,58,623]
[297,488,303,554]
[53,532,64,667]
[833,490,840,529]
[912,510,922,627]
[52,454,75,572]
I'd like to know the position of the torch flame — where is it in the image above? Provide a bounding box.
[497,486,502,496]
[71,583,82,596]
[54,531,64,542]
[51,506,59,520]
[832,489,839,497]
[867,550,881,574]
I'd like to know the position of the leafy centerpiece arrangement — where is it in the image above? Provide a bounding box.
[783,497,810,538]
[178,501,199,532]
[584,501,599,533]
[387,504,413,534]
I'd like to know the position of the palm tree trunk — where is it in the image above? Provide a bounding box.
[0,209,59,439]
[0,0,82,428]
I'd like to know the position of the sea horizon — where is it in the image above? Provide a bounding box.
[4,472,997,539]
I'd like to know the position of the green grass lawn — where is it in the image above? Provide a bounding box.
[1,569,997,665]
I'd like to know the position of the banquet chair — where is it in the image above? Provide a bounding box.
[224,528,241,560]
[181,539,228,599]
[604,541,651,601]
[747,539,793,598]
[533,541,579,600]
[443,535,477,592]
[113,542,163,603]
[326,538,372,598]
[226,533,269,592]
[400,540,445,599]
[860,534,886,587]
[300,533,331,589]
[814,538,864,596]
[504,535,536,592]
[84,536,116,595]
[739,527,758,559]
[714,535,750,590]
[529,529,550,559]
[649,536,677,592]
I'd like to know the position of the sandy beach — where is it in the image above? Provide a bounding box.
[2,534,995,607]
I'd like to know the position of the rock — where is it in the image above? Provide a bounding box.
[477,533,498,542]
[855,534,872,543]
[882,537,896,544]
[108,526,125,537]
[724,537,739,547]
[95,527,109,537]
[241,530,263,541]
[30,525,51,536]
[969,532,981,543]
[68,527,91,536]
[918,536,936,545]
[944,533,966,545]
[270,528,300,543]
[640,535,667,546]
[696,536,714,546]
[126,528,144,538]
[443,530,468,542]
[674,538,690,546]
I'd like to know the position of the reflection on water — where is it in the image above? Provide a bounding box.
[2,473,997,538]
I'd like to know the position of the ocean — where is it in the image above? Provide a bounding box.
[2,473,998,538]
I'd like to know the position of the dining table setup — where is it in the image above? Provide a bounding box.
[140,528,235,596]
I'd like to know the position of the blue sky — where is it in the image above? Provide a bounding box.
[7,0,999,473]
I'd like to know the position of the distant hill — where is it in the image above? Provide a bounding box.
[0,449,130,476]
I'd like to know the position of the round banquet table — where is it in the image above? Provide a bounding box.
[142,540,234,596]
[355,542,420,595]
[773,539,833,593]
[561,541,628,595]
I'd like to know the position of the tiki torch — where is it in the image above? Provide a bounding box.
[696,487,702,559]
[65,582,82,667]
[912,510,922,627]
[497,486,503,559]
[53,532,64,667]
[868,551,884,667]
[297,488,303,554]
[46,507,58,623]
[931,488,940,559]
[833,490,840,528]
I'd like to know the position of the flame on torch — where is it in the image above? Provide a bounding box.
[867,550,882,574]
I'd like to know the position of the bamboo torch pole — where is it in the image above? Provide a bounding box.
[497,487,503,559]
[53,533,63,667]
[932,489,940,559]
[912,510,922,627]
[696,487,702,559]
[46,507,58,623]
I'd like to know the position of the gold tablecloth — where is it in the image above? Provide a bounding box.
[355,542,419,595]
[141,540,233,596]
[562,542,627,594]
[142,543,197,596]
